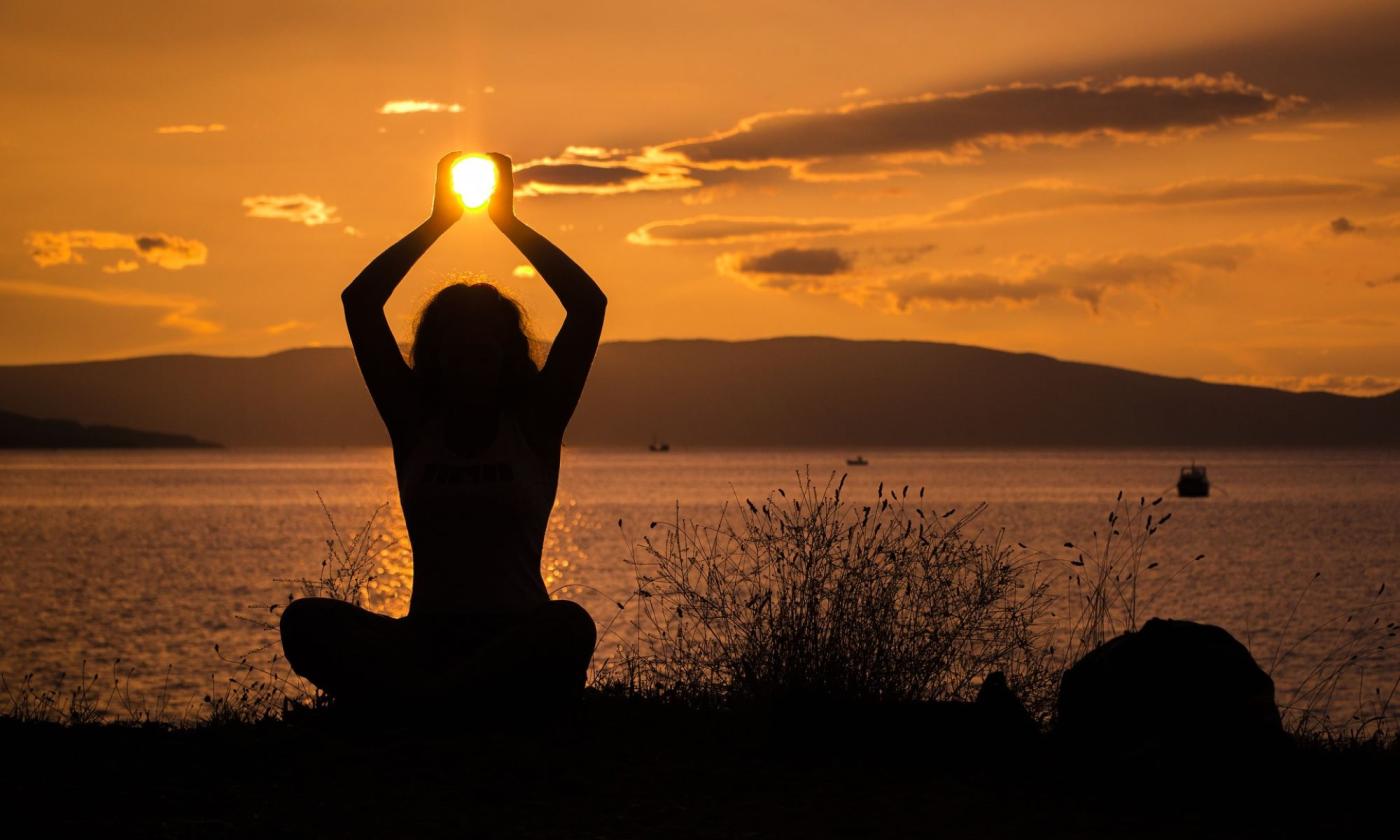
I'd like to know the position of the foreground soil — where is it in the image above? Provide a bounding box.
[3,694,1395,839]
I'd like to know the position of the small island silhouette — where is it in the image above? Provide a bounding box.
[0,408,221,449]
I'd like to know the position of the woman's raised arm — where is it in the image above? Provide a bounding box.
[486,153,607,444]
[342,151,464,441]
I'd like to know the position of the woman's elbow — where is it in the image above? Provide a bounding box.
[341,284,373,309]
[571,290,606,318]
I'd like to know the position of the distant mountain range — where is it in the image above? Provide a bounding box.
[0,338,1396,448]
[0,408,220,449]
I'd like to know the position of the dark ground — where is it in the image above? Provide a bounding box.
[3,694,1396,839]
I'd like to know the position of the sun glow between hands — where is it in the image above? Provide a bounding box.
[450,156,497,209]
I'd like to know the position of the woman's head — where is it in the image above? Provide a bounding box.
[409,280,540,406]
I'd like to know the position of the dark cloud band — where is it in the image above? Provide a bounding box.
[665,75,1290,166]
[736,248,852,276]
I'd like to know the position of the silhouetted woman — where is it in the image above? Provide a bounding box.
[279,152,604,712]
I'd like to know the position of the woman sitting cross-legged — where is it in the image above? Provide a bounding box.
[279,151,604,713]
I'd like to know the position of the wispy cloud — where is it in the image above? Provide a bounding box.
[262,319,312,335]
[1249,131,1322,142]
[722,243,1253,314]
[512,149,699,197]
[1202,373,1400,398]
[882,246,1250,314]
[0,279,220,335]
[101,259,140,274]
[632,215,857,246]
[241,194,341,227]
[377,100,462,114]
[155,123,226,134]
[629,176,1371,246]
[25,230,208,270]
[1377,154,1400,169]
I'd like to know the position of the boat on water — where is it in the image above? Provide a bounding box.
[846,455,869,466]
[1177,463,1210,497]
[648,436,670,452]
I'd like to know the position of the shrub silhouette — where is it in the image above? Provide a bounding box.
[596,471,1060,715]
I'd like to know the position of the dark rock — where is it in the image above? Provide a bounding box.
[976,670,1039,740]
[1056,617,1284,754]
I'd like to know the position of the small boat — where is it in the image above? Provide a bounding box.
[648,436,670,452]
[846,455,868,466]
[1177,463,1210,497]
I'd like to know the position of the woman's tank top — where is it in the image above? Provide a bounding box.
[395,406,555,617]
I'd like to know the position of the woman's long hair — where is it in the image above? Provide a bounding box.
[409,279,542,411]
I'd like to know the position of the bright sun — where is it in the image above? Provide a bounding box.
[450,156,497,209]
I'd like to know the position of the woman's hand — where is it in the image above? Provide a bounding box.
[485,152,516,228]
[430,150,466,228]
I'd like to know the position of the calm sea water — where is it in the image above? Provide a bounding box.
[1,447,1396,724]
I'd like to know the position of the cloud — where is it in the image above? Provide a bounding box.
[867,243,939,266]
[884,272,1062,309]
[512,149,700,197]
[0,279,220,335]
[884,248,1250,314]
[726,247,853,277]
[728,244,1253,314]
[841,87,870,99]
[241,194,341,227]
[524,74,1292,198]
[155,123,226,134]
[1364,274,1400,289]
[628,175,1371,246]
[662,74,1292,170]
[516,162,647,188]
[1378,155,1400,169]
[25,230,208,270]
[1309,212,1400,241]
[1164,242,1255,271]
[101,260,140,274]
[629,215,856,246]
[377,100,462,114]
[1201,373,1400,398]
[934,176,1371,227]
[263,319,311,335]
[1249,131,1321,142]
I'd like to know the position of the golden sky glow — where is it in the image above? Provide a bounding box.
[2,0,1399,395]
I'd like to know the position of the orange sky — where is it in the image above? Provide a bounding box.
[2,0,1398,395]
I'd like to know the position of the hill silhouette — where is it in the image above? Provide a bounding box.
[0,338,1395,447]
[0,408,220,448]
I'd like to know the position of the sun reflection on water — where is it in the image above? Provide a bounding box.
[356,494,590,618]
[542,498,587,594]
